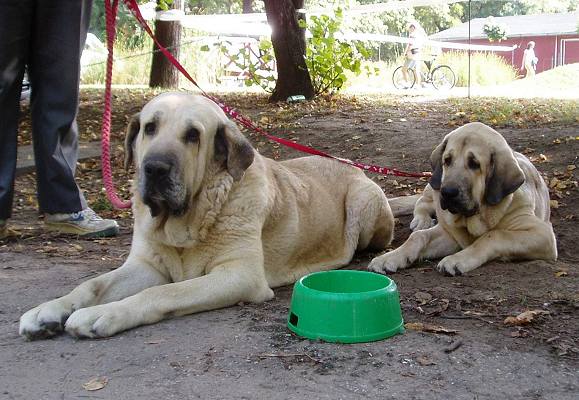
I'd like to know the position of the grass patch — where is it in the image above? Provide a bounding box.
[437,51,517,87]
[447,97,579,127]
[507,63,579,92]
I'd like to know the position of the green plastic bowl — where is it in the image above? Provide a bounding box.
[287,270,404,343]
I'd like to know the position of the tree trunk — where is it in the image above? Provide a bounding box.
[242,0,253,13]
[149,0,182,88]
[264,0,314,102]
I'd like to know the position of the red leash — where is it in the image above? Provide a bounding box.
[101,0,430,209]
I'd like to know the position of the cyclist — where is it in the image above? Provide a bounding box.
[402,22,425,88]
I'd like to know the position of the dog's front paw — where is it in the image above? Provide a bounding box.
[19,300,72,340]
[65,304,131,339]
[368,251,409,274]
[410,214,436,231]
[436,254,479,276]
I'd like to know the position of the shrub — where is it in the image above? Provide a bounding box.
[483,16,509,42]
[437,51,517,87]
[301,8,374,95]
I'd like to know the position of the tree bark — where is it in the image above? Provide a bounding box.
[264,0,314,102]
[149,0,182,88]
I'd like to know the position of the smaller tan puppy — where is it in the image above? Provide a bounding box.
[369,122,557,276]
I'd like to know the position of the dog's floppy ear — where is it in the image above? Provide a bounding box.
[429,139,447,190]
[124,113,140,170]
[214,122,255,181]
[484,149,525,206]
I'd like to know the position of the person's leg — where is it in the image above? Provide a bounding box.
[28,0,93,214]
[415,58,422,86]
[402,58,410,83]
[0,0,33,222]
[28,0,118,237]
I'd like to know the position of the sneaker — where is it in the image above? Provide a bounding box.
[45,208,119,238]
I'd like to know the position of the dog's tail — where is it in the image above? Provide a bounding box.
[388,194,421,217]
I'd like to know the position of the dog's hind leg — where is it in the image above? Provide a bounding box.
[345,179,394,253]
[19,260,168,340]
[410,184,437,231]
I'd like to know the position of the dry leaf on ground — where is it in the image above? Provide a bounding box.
[414,291,433,305]
[82,377,108,391]
[405,322,458,335]
[503,310,550,326]
[416,355,437,366]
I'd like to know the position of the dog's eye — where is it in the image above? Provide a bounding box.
[184,127,200,144]
[444,156,452,166]
[144,122,156,136]
[468,157,480,170]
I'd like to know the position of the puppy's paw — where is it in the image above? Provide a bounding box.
[436,255,478,276]
[410,214,436,231]
[19,300,73,340]
[65,304,130,339]
[368,251,409,274]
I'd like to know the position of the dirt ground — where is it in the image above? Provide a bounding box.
[1,90,577,399]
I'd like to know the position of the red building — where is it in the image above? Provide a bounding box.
[430,12,579,73]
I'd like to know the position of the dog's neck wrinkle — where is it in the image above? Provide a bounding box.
[135,170,234,248]
[193,171,234,242]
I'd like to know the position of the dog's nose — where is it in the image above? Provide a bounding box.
[441,186,459,199]
[144,160,172,179]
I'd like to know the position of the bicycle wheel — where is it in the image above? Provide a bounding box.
[431,65,455,90]
[392,66,415,90]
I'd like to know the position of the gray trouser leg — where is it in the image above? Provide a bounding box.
[0,0,33,220]
[28,0,93,214]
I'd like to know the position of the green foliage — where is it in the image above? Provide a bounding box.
[201,39,276,92]
[437,51,517,87]
[90,0,149,50]
[482,17,508,42]
[303,8,374,95]
[454,0,577,21]
[202,8,375,96]
[156,0,174,11]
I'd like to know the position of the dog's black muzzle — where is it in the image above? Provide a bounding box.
[440,185,478,217]
[140,155,187,217]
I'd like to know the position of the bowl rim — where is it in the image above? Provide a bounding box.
[297,269,395,296]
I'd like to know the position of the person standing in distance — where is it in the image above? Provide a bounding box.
[521,41,538,78]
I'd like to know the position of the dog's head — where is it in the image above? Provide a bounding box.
[429,122,524,216]
[125,93,254,217]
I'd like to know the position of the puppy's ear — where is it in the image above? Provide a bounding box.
[214,122,255,181]
[484,150,525,206]
[429,139,446,190]
[124,113,140,171]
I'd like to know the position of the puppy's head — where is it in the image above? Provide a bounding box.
[429,122,524,216]
[125,93,254,217]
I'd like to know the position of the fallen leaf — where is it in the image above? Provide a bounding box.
[503,310,550,326]
[550,200,559,209]
[404,322,458,335]
[414,291,433,305]
[554,271,568,278]
[83,377,108,391]
[416,355,436,366]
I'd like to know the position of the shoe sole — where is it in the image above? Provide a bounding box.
[44,222,120,238]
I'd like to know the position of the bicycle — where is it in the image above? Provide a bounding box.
[392,55,456,91]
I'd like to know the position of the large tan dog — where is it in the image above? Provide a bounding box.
[20,93,413,339]
[369,122,557,276]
